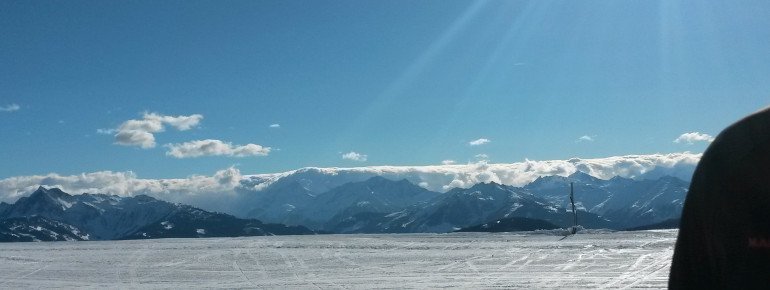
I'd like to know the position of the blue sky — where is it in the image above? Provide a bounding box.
[1,0,769,179]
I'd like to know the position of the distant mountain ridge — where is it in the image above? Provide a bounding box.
[524,172,688,228]
[238,176,438,229]
[242,173,689,233]
[0,187,313,242]
[323,181,616,233]
[2,187,178,240]
[2,171,690,242]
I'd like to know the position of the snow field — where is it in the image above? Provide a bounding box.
[0,230,677,289]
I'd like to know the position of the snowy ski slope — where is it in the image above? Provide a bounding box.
[0,230,676,289]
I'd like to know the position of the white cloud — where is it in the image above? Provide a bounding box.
[112,112,203,148]
[212,166,243,188]
[0,103,20,112]
[469,138,491,146]
[674,132,715,145]
[342,151,367,162]
[119,118,164,132]
[269,124,280,128]
[165,139,270,158]
[143,112,203,131]
[110,113,265,158]
[576,135,594,142]
[115,130,157,149]
[475,153,489,160]
[441,160,456,165]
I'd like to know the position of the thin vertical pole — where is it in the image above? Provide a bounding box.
[570,182,577,234]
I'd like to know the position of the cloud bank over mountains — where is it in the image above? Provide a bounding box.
[0,167,246,213]
[247,152,700,194]
[0,152,701,210]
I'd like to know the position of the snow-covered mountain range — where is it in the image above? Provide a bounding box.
[323,181,615,233]
[241,176,439,229]
[0,153,700,213]
[524,172,688,228]
[1,168,690,242]
[0,187,313,242]
[0,216,89,242]
[238,172,689,233]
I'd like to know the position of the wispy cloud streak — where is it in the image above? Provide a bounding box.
[0,104,20,112]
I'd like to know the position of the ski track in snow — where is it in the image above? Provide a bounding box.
[0,230,677,289]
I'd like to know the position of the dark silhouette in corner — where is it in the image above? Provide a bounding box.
[670,107,770,289]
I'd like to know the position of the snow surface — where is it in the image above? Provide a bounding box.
[0,230,676,289]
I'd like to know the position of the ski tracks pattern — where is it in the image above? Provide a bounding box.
[0,230,678,289]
